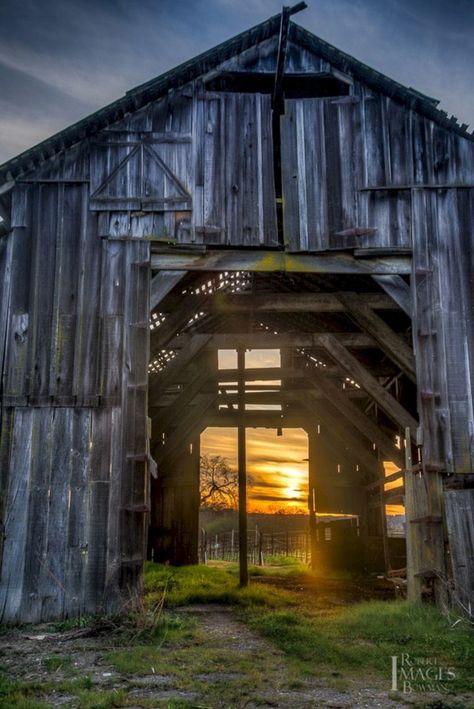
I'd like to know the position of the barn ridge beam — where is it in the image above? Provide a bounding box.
[159,291,403,314]
[163,332,377,350]
[335,291,416,382]
[319,333,418,435]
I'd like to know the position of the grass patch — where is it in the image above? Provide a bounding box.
[43,654,73,672]
[0,673,96,707]
[144,561,295,608]
[76,688,127,708]
[248,600,474,691]
[145,563,474,694]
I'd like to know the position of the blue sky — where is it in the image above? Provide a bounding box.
[0,0,473,163]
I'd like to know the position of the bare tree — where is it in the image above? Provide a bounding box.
[200,455,238,510]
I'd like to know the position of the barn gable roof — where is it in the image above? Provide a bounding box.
[1,11,473,181]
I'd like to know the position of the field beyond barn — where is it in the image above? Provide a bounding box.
[1,561,473,708]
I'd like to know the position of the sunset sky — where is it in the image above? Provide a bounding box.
[201,348,404,517]
[201,348,309,514]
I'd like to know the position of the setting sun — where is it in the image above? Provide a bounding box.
[201,426,308,513]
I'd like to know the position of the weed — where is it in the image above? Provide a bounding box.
[76,688,127,708]
[43,654,73,672]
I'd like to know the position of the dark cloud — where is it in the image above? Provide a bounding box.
[0,0,472,162]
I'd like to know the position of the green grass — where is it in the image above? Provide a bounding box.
[145,562,474,694]
[76,689,128,708]
[43,654,74,672]
[0,673,95,708]
[247,600,474,692]
[1,562,473,706]
[144,560,296,608]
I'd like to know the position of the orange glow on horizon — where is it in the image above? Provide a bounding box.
[204,349,405,518]
[201,426,308,513]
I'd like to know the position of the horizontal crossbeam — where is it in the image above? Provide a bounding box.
[150,249,411,274]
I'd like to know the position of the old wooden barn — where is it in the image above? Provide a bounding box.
[1,6,473,623]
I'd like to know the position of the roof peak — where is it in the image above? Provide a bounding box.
[1,11,472,180]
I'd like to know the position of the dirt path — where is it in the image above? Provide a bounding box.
[0,605,424,708]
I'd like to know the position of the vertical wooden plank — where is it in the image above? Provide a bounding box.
[0,409,33,622]
[4,190,33,400]
[41,408,73,619]
[281,100,301,249]
[65,408,91,618]
[0,233,14,393]
[295,100,309,249]
[49,184,83,403]
[192,92,205,243]
[362,93,385,186]
[28,184,59,403]
[261,94,278,246]
[203,95,225,244]
[73,189,102,405]
[444,490,474,614]
[20,409,54,621]
[404,431,422,603]
[0,408,14,596]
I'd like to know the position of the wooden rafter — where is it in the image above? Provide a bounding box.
[155,393,217,468]
[150,292,210,357]
[302,364,405,466]
[372,275,412,317]
[150,270,187,312]
[335,291,416,381]
[319,333,418,434]
[301,392,380,475]
[148,334,212,403]
[151,364,213,430]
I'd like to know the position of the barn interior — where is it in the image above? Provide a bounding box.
[146,264,416,583]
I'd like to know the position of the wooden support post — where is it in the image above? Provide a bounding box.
[308,429,318,571]
[237,347,248,587]
[378,459,390,573]
[404,427,423,602]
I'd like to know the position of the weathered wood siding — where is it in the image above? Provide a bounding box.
[412,188,474,472]
[90,87,277,246]
[281,93,474,250]
[445,490,474,612]
[0,180,150,622]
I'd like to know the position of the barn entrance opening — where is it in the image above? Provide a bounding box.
[147,266,416,584]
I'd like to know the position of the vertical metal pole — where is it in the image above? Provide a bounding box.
[237,347,248,586]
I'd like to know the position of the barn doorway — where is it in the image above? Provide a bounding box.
[147,266,416,583]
